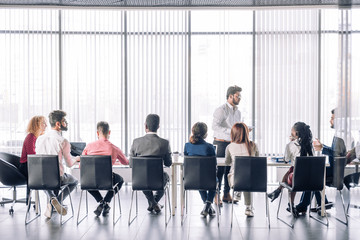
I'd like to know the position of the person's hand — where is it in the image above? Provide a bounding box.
[313,138,323,151]
[289,136,295,141]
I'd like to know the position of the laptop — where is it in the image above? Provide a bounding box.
[70,142,86,156]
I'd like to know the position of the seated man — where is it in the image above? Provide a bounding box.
[129,114,172,213]
[82,121,129,217]
[35,110,79,218]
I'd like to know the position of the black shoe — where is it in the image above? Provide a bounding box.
[208,205,216,217]
[153,203,161,214]
[102,203,110,216]
[94,202,104,217]
[267,188,281,202]
[147,200,154,212]
[286,203,299,218]
[200,203,210,217]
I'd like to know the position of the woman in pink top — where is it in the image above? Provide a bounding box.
[19,116,47,177]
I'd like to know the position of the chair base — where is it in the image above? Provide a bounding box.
[77,187,122,225]
[276,189,328,228]
[128,184,171,226]
[1,186,33,215]
[25,185,74,225]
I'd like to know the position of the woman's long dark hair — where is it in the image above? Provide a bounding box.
[293,122,313,156]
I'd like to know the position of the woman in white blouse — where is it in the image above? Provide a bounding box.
[267,122,314,217]
[225,122,259,217]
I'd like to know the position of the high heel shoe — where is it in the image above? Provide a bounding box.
[286,203,299,218]
[267,188,281,202]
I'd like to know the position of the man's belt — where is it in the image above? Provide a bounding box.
[214,138,231,143]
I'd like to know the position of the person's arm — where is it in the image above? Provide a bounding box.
[129,140,136,168]
[322,144,333,157]
[62,140,79,167]
[208,144,216,156]
[284,142,292,163]
[212,107,231,136]
[183,144,188,156]
[116,147,129,165]
[28,135,37,155]
[163,143,172,167]
[225,145,232,166]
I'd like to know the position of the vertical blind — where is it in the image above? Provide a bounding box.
[255,9,320,156]
[1,8,359,156]
[127,10,189,153]
[0,9,59,154]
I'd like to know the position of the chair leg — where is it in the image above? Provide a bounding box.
[181,190,186,225]
[216,187,220,227]
[335,190,348,225]
[60,185,74,225]
[265,193,270,228]
[76,190,88,225]
[309,192,329,227]
[276,188,294,228]
[165,185,171,226]
[113,186,121,225]
[128,191,137,225]
[25,190,41,225]
[231,191,235,228]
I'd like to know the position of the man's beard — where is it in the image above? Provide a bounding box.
[60,125,68,131]
[232,98,240,105]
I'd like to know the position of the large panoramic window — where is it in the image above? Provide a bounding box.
[0,8,357,156]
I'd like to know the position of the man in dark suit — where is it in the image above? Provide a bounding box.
[129,114,172,213]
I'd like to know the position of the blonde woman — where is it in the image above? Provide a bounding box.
[19,116,47,177]
[225,122,259,217]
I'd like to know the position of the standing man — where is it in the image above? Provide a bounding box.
[35,110,79,218]
[82,121,129,217]
[129,114,172,213]
[212,85,243,205]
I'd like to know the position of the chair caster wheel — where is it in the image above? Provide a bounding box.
[9,209,14,215]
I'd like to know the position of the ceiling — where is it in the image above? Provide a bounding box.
[0,0,358,8]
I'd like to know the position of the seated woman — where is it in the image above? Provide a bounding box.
[267,122,315,217]
[19,115,47,177]
[225,122,259,217]
[184,122,216,217]
[19,115,47,204]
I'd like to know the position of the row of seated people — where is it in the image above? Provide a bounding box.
[17,109,358,220]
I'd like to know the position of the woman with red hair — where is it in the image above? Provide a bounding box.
[225,122,259,217]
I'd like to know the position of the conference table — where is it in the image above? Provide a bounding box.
[170,157,330,217]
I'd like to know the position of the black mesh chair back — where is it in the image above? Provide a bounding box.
[128,157,171,226]
[277,156,327,228]
[131,157,164,191]
[27,155,60,190]
[77,155,121,225]
[292,156,326,192]
[233,156,267,192]
[182,156,219,226]
[80,155,113,190]
[26,154,74,225]
[231,156,269,228]
[324,157,348,225]
[331,157,346,191]
[0,152,21,168]
[183,156,216,191]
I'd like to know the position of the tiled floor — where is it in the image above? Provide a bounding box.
[0,185,360,240]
